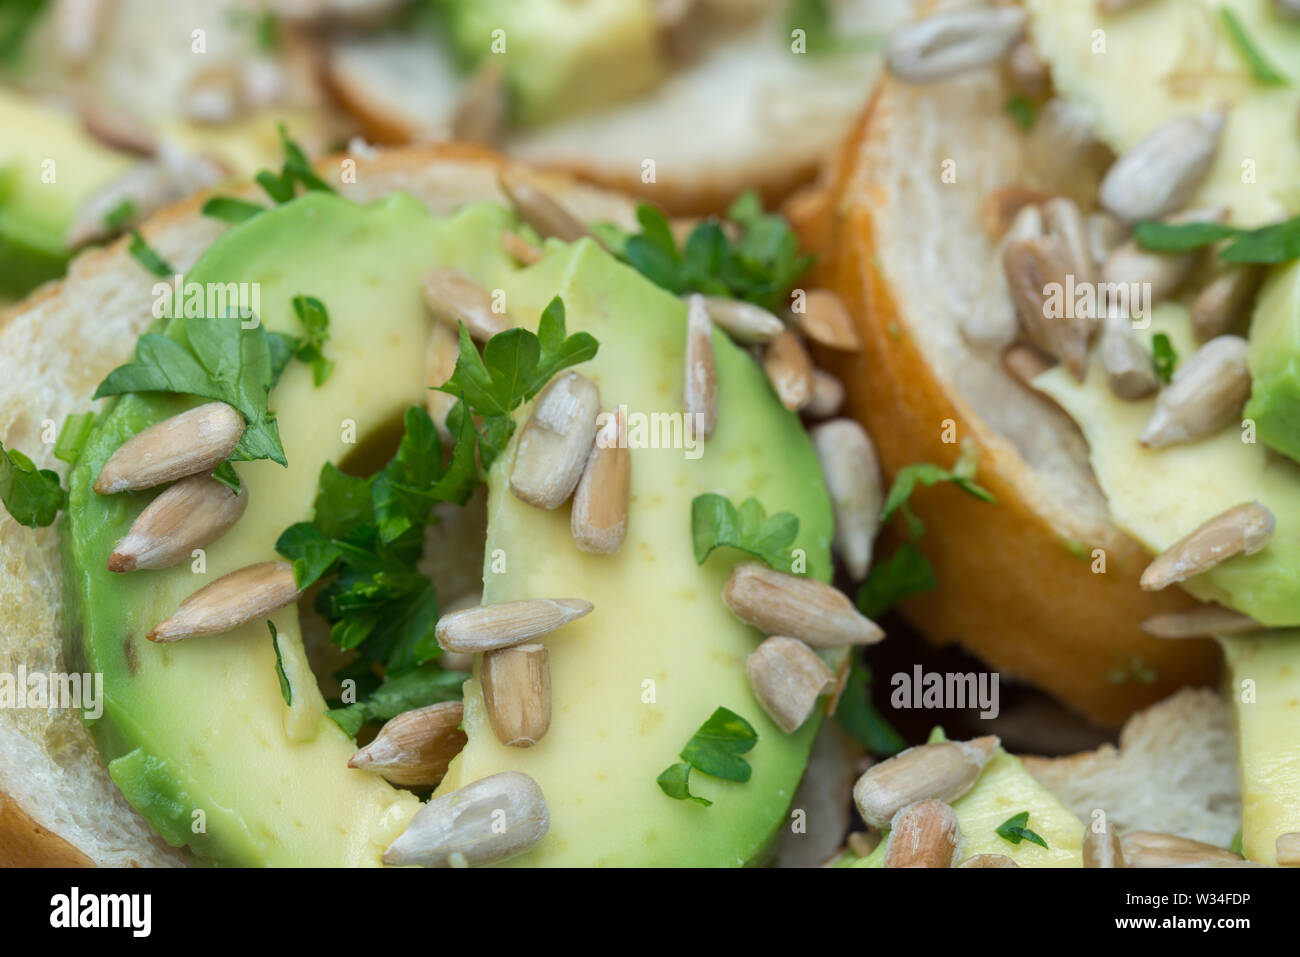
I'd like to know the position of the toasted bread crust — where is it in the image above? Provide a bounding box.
[0,793,94,867]
[789,88,1220,728]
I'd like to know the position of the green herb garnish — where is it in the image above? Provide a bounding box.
[201,196,267,224]
[326,663,468,739]
[1005,95,1037,131]
[104,199,138,232]
[1218,7,1288,87]
[256,124,335,204]
[211,461,242,494]
[834,664,906,756]
[290,294,334,386]
[269,621,292,706]
[657,706,759,806]
[996,811,1048,849]
[881,458,995,541]
[127,230,174,278]
[93,314,287,466]
[856,542,937,620]
[1151,332,1178,384]
[690,493,799,572]
[1134,214,1300,265]
[0,442,65,527]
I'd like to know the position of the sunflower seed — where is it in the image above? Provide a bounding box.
[450,62,507,147]
[723,561,884,649]
[979,187,1047,242]
[497,166,593,244]
[382,771,549,867]
[95,402,244,495]
[185,65,244,124]
[435,598,593,654]
[884,800,961,868]
[804,369,846,419]
[811,419,881,580]
[55,0,106,68]
[1002,342,1055,386]
[847,831,881,858]
[1141,502,1274,591]
[348,701,467,787]
[500,229,543,266]
[571,409,630,555]
[108,474,248,572]
[1191,265,1264,340]
[702,296,784,344]
[852,736,997,829]
[1119,831,1243,867]
[684,294,718,439]
[481,643,551,748]
[1101,209,1227,303]
[421,267,512,342]
[746,636,835,734]
[1004,39,1049,98]
[148,560,300,643]
[1278,832,1300,865]
[1099,111,1224,222]
[885,7,1027,83]
[79,99,156,157]
[1100,314,1159,399]
[1044,196,1097,287]
[1003,235,1091,380]
[510,371,601,508]
[1086,210,1126,267]
[1141,604,1262,638]
[967,203,1046,348]
[1140,334,1250,447]
[1083,818,1124,868]
[958,853,1019,868]
[764,330,815,411]
[424,321,460,443]
[796,290,860,351]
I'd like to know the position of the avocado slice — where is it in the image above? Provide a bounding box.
[64,191,833,865]
[433,0,667,127]
[1219,632,1300,865]
[845,730,1084,868]
[1244,262,1300,465]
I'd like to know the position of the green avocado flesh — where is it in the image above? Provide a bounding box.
[1245,263,1300,467]
[63,191,833,866]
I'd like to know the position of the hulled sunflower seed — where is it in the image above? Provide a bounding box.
[499,229,543,266]
[1101,208,1227,304]
[796,289,860,351]
[746,636,835,734]
[885,7,1027,83]
[1002,342,1055,387]
[1119,830,1243,867]
[108,474,248,572]
[684,294,718,439]
[1278,832,1300,866]
[481,642,551,748]
[382,771,549,867]
[1140,502,1274,591]
[1044,196,1096,287]
[1140,334,1250,448]
[1100,314,1159,399]
[510,371,601,509]
[804,369,846,419]
[959,853,1019,868]
[1083,819,1124,868]
[764,330,814,411]
[702,296,784,344]
[811,419,881,580]
[1191,265,1264,340]
[421,266,512,342]
[979,188,1046,243]
[80,99,156,157]
[965,202,1045,348]
[450,62,507,147]
[723,561,883,648]
[435,598,593,654]
[95,402,244,495]
[148,560,300,642]
[497,166,593,244]
[1098,111,1224,222]
[1004,39,1049,98]
[570,409,630,555]
[852,736,997,829]
[348,701,467,787]
[1141,604,1262,638]
[1086,210,1126,268]
[1003,235,1091,380]
[185,65,244,124]
[847,831,881,858]
[883,799,961,868]
[425,321,460,443]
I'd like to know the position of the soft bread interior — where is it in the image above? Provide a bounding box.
[0,146,637,865]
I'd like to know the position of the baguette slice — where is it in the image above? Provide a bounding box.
[0,143,640,866]
[786,66,1219,726]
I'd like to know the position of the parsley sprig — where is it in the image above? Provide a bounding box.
[657,707,759,807]
[691,493,800,572]
[996,811,1049,850]
[0,442,65,528]
[200,126,328,226]
[1218,7,1289,87]
[1151,332,1178,384]
[1134,214,1300,264]
[605,193,813,312]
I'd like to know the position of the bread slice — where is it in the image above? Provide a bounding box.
[1023,688,1240,849]
[0,143,639,866]
[785,68,1220,726]
[325,0,913,215]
